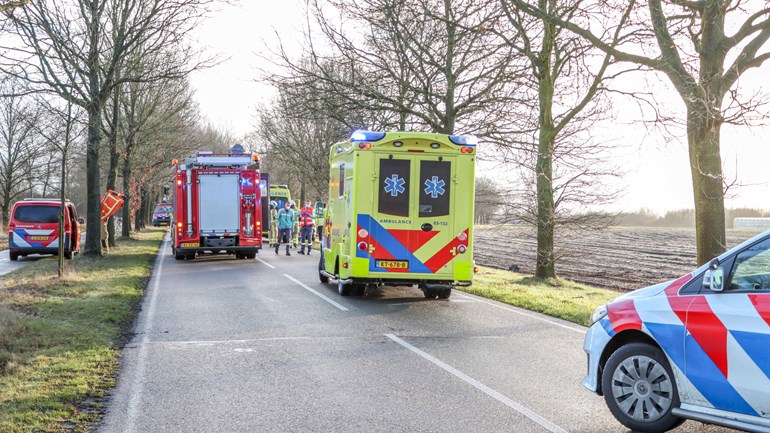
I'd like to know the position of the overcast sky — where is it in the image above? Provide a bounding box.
[190,1,770,215]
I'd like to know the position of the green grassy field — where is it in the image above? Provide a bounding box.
[0,229,164,433]
[466,266,620,326]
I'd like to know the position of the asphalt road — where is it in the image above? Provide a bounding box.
[97,237,736,433]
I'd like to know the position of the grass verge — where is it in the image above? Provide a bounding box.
[465,266,620,327]
[0,228,164,432]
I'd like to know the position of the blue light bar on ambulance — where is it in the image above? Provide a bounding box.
[448,134,478,146]
[350,130,386,142]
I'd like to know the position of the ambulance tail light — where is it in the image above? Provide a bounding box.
[351,130,386,142]
[357,142,372,149]
[342,262,349,268]
[457,244,467,254]
[474,266,480,273]
[408,149,424,153]
[460,147,474,154]
[358,241,368,251]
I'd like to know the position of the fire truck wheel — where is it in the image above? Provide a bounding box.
[319,256,330,283]
[64,251,73,260]
[9,251,18,261]
[338,279,353,296]
[186,253,195,260]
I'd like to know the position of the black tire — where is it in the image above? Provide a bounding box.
[64,251,73,260]
[353,284,366,296]
[338,279,353,296]
[423,289,437,299]
[437,288,451,299]
[602,343,684,433]
[9,251,18,261]
[186,253,195,260]
[319,255,330,284]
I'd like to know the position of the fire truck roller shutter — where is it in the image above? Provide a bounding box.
[198,173,240,234]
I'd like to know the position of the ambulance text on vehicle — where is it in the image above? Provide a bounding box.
[171,146,262,260]
[319,130,477,298]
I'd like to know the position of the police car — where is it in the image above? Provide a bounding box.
[584,230,770,432]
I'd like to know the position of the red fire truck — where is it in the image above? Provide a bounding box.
[171,146,262,260]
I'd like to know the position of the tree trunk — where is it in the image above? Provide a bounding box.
[121,154,132,237]
[106,88,120,247]
[83,103,103,256]
[687,103,726,265]
[535,1,556,279]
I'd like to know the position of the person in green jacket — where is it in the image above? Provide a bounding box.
[275,201,295,256]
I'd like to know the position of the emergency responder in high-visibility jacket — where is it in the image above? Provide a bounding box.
[290,200,300,247]
[269,200,278,247]
[298,200,315,255]
[275,201,295,256]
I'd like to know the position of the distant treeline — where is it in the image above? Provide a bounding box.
[619,208,770,228]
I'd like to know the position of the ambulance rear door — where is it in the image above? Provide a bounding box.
[361,153,457,278]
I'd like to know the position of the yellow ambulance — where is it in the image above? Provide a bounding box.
[319,130,477,298]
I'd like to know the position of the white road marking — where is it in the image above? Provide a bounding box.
[125,236,167,433]
[456,292,585,334]
[256,257,276,269]
[283,274,349,311]
[385,334,569,433]
[148,336,316,346]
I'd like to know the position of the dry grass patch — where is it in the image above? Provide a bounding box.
[0,229,164,433]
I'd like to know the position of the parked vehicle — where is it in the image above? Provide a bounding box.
[320,130,478,298]
[171,146,262,260]
[152,203,173,226]
[584,230,770,433]
[8,198,83,261]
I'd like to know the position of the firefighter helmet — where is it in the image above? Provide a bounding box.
[289,200,296,209]
[270,200,277,209]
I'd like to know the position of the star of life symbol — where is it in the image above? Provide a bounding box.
[424,176,445,198]
[384,174,406,197]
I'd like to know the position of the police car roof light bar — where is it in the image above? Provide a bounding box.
[351,130,386,142]
[448,134,478,146]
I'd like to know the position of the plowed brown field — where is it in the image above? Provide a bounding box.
[473,226,762,292]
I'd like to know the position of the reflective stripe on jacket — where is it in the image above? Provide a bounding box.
[299,207,315,227]
[276,208,295,230]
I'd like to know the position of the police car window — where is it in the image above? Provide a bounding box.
[727,237,770,292]
[378,159,410,217]
[13,205,60,223]
[419,160,450,217]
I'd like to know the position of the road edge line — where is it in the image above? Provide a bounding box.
[256,257,276,269]
[124,234,168,433]
[456,292,585,334]
[283,274,348,311]
[385,333,569,433]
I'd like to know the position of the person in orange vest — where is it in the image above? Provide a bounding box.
[297,199,315,255]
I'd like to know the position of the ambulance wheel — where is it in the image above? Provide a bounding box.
[353,284,366,296]
[423,289,437,299]
[602,343,683,433]
[9,251,18,261]
[64,251,73,260]
[438,288,451,299]
[319,255,330,283]
[338,280,353,296]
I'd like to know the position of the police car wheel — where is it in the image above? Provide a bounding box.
[602,343,683,433]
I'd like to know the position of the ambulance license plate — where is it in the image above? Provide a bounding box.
[181,242,200,248]
[377,260,408,269]
[30,236,49,241]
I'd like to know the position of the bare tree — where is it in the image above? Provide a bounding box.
[268,0,522,138]
[512,0,770,265]
[0,0,218,256]
[0,80,43,228]
[489,0,633,278]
